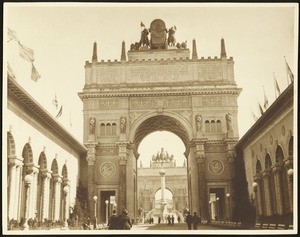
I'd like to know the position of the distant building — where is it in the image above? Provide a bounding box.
[6,75,86,228]
[137,148,188,223]
[235,82,294,226]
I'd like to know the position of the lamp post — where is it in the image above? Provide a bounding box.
[208,201,212,223]
[105,200,109,224]
[63,186,69,229]
[23,174,32,230]
[287,169,293,211]
[226,193,231,222]
[93,196,97,218]
[216,197,220,221]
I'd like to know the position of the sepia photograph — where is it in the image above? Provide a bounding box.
[2,2,298,235]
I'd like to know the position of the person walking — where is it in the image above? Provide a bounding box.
[167,215,171,225]
[192,212,201,230]
[108,210,119,230]
[119,209,132,230]
[185,211,193,230]
[171,215,175,225]
[158,216,161,224]
[93,216,98,230]
[177,216,181,223]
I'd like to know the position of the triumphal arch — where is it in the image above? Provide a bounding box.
[78,19,241,222]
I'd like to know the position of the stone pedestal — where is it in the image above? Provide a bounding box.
[226,129,233,138]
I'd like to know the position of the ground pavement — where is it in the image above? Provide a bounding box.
[132,222,224,230]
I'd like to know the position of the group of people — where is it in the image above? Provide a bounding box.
[185,212,201,230]
[107,209,132,230]
[167,215,175,225]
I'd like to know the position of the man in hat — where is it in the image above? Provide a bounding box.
[185,211,193,230]
[107,210,119,230]
[192,212,201,230]
[119,209,132,230]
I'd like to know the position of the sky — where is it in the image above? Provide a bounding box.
[4,3,297,167]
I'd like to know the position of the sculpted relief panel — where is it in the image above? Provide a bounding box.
[98,67,123,83]
[127,64,189,83]
[198,64,223,81]
[130,96,191,110]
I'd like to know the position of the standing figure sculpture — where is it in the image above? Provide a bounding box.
[120,116,127,133]
[195,114,202,132]
[140,22,149,48]
[89,117,96,134]
[167,25,177,46]
[226,113,233,131]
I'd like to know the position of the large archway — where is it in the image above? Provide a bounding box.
[80,28,241,220]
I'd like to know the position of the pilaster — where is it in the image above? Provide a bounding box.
[117,142,129,213]
[54,176,62,221]
[30,165,40,219]
[85,142,98,218]
[41,170,52,221]
[253,175,264,216]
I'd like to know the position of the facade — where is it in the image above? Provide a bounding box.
[79,19,241,222]
[137,148,188,222]
[6,75,87,228]
[235,82,294,225]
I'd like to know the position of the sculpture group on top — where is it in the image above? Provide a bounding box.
[130,19,187,51]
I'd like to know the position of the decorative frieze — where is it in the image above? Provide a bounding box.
[99,99,119,109]
[129,96,191,109]
[98,147,118,156]
[202,96,222,107]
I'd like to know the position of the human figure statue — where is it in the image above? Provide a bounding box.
[140,22,149,47]
[120,116,126,133]
[167,25,177,46]
[192,212,201,230]
[226,113,233,131]
[185,211,193,230]
[195,114,202,132]
[89,117,96,134]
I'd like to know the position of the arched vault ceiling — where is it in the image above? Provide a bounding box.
[134,115,189,151]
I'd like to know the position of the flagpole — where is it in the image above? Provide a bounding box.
[284,56,289,86]
[273,72,277,99]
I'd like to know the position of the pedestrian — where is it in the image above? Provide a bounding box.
[119,209,132,230]
[171,215,175,225]
[158,216,161,224]
[177,216,181,223]
[93,216,98,230]
[108,210,119,230]
[185,211,193,230]
[167,215,171,225]
[192,212,201,230]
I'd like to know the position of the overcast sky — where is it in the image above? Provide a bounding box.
[4,3,297,167]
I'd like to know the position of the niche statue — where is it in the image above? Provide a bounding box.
[120,116,127,133]
[89,117,96,134]
[195,114,202,132]
[225,113,233,131]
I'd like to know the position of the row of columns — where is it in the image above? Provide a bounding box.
[253,158,293,217]
[7,156,69,228]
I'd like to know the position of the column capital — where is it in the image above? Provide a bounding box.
[262,170,271,178]
[271,164,282,174]
[196,155,205,163]
[227,152,236,162]
[253,174,262,182]
[283,157,293,169]
[119,156,127,165]
[8,155,23,167]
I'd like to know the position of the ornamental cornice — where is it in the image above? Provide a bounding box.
[79,88,242,99]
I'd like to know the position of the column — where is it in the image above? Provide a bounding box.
[29,166,39,219]
[253,176,264,216]
[262,170,272,216]
[8,161,17,220]
[54,176,62,221]
[284,158,293,213]
[41,171,52,220]
[272,165,284,215]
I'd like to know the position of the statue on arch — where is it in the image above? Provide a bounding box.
[89,117,96,134]
[195,114,202,132]
[167,25,177,47]
[120,116,127,133]
[226,113,233,131]
[140,22,150,48]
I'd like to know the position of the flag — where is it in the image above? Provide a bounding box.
[251,110,258,122]
[52,94,58,110]
[31,63,40,81]
[7,62,16,79]
[18,42,34,62]
[56,105,63,118]
[258,102,264,115]
[263,87,269,109]
[285,57,294,84]
[273,73,281,98]
[7,27,18,42]
[140,22,145,28]
[69,112,72,128]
